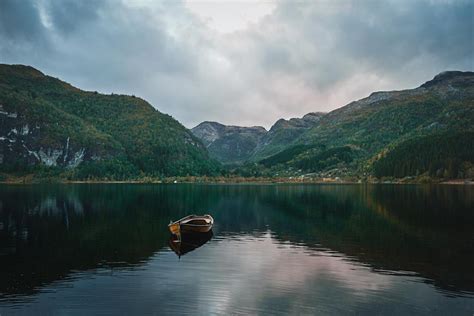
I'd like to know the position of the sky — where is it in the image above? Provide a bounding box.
[0,0,473,129]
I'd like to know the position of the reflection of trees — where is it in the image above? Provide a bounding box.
[164,183,474,296]
[0,184,472,299]
[254,185,474,295]
[0,185,187,298]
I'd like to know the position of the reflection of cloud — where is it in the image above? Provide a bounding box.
[2,231,472,314]
[195,232,394,314]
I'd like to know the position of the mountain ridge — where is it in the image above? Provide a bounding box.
[191,121,267,164]
[192,70,474,179]
[1,65,472,181]
[0,64,219,179]
[275,70,474,179]
[192,112,325,164]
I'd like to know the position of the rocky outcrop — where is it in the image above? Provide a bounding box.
[250,112,325,161]
[190,121,227,147]
[191,122,267,164]
[269,112,325,131]
[0,104,106,169]
[191,113,325,164]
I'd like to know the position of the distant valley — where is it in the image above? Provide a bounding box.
[192,71,474,180]
[191,112,324,165]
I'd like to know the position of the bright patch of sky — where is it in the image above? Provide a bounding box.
[185,0,276,34]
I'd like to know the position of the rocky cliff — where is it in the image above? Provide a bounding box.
[191,122,267,165]
[191,113,325,165]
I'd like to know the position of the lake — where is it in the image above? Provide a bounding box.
[0,184,473,315]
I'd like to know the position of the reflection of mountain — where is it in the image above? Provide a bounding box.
[254,185,474,295]
[0,185,172,297]
[0,184,473,300]
[206,185,474,295]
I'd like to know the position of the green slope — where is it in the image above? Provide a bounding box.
[249,112,325,161]
[245,71,474,178]
[373,131,474,178]
[0,64,219,179]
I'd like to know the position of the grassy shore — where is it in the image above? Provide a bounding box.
[1,172,473,185]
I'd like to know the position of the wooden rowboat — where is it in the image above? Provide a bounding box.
[168,214,214,235]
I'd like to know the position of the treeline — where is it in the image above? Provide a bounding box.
[260,145,314,167]
[373,131,474,178]
[257,144,355,174]
[294,146,354,171]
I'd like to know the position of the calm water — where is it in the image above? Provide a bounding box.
[0,184,473,315]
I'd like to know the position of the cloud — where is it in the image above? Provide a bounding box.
[0,0,50,56]
[0,0,472,128]
[0,0,43,40]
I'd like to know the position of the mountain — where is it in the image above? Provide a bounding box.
[257,71,474,179]
[0,64,219,179]
[250,112,325,161]
[193,71,474,180]
[191,121,266,165]
[2,65,472,181]
[191,113,325,165]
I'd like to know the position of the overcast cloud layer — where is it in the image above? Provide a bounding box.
[0,0,473,128]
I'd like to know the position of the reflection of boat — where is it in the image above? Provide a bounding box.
[168,214,214,235]
[168,231,213,257]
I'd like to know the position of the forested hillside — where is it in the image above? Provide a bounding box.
[373,131,474,178]
[237,71,474,180]
[0,64,219,180]
[1,65,472,182]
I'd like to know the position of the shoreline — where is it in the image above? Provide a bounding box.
[0,175,473,185]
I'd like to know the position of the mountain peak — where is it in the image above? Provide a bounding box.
[0,64,45,78]
[421,70,474,88]
[193,121,225,129]
[303,112,325,118]
[270,112,324,132]
[191,121,267,133]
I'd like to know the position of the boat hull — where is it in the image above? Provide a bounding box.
[168,214,214,235]
[180,224,213,233]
